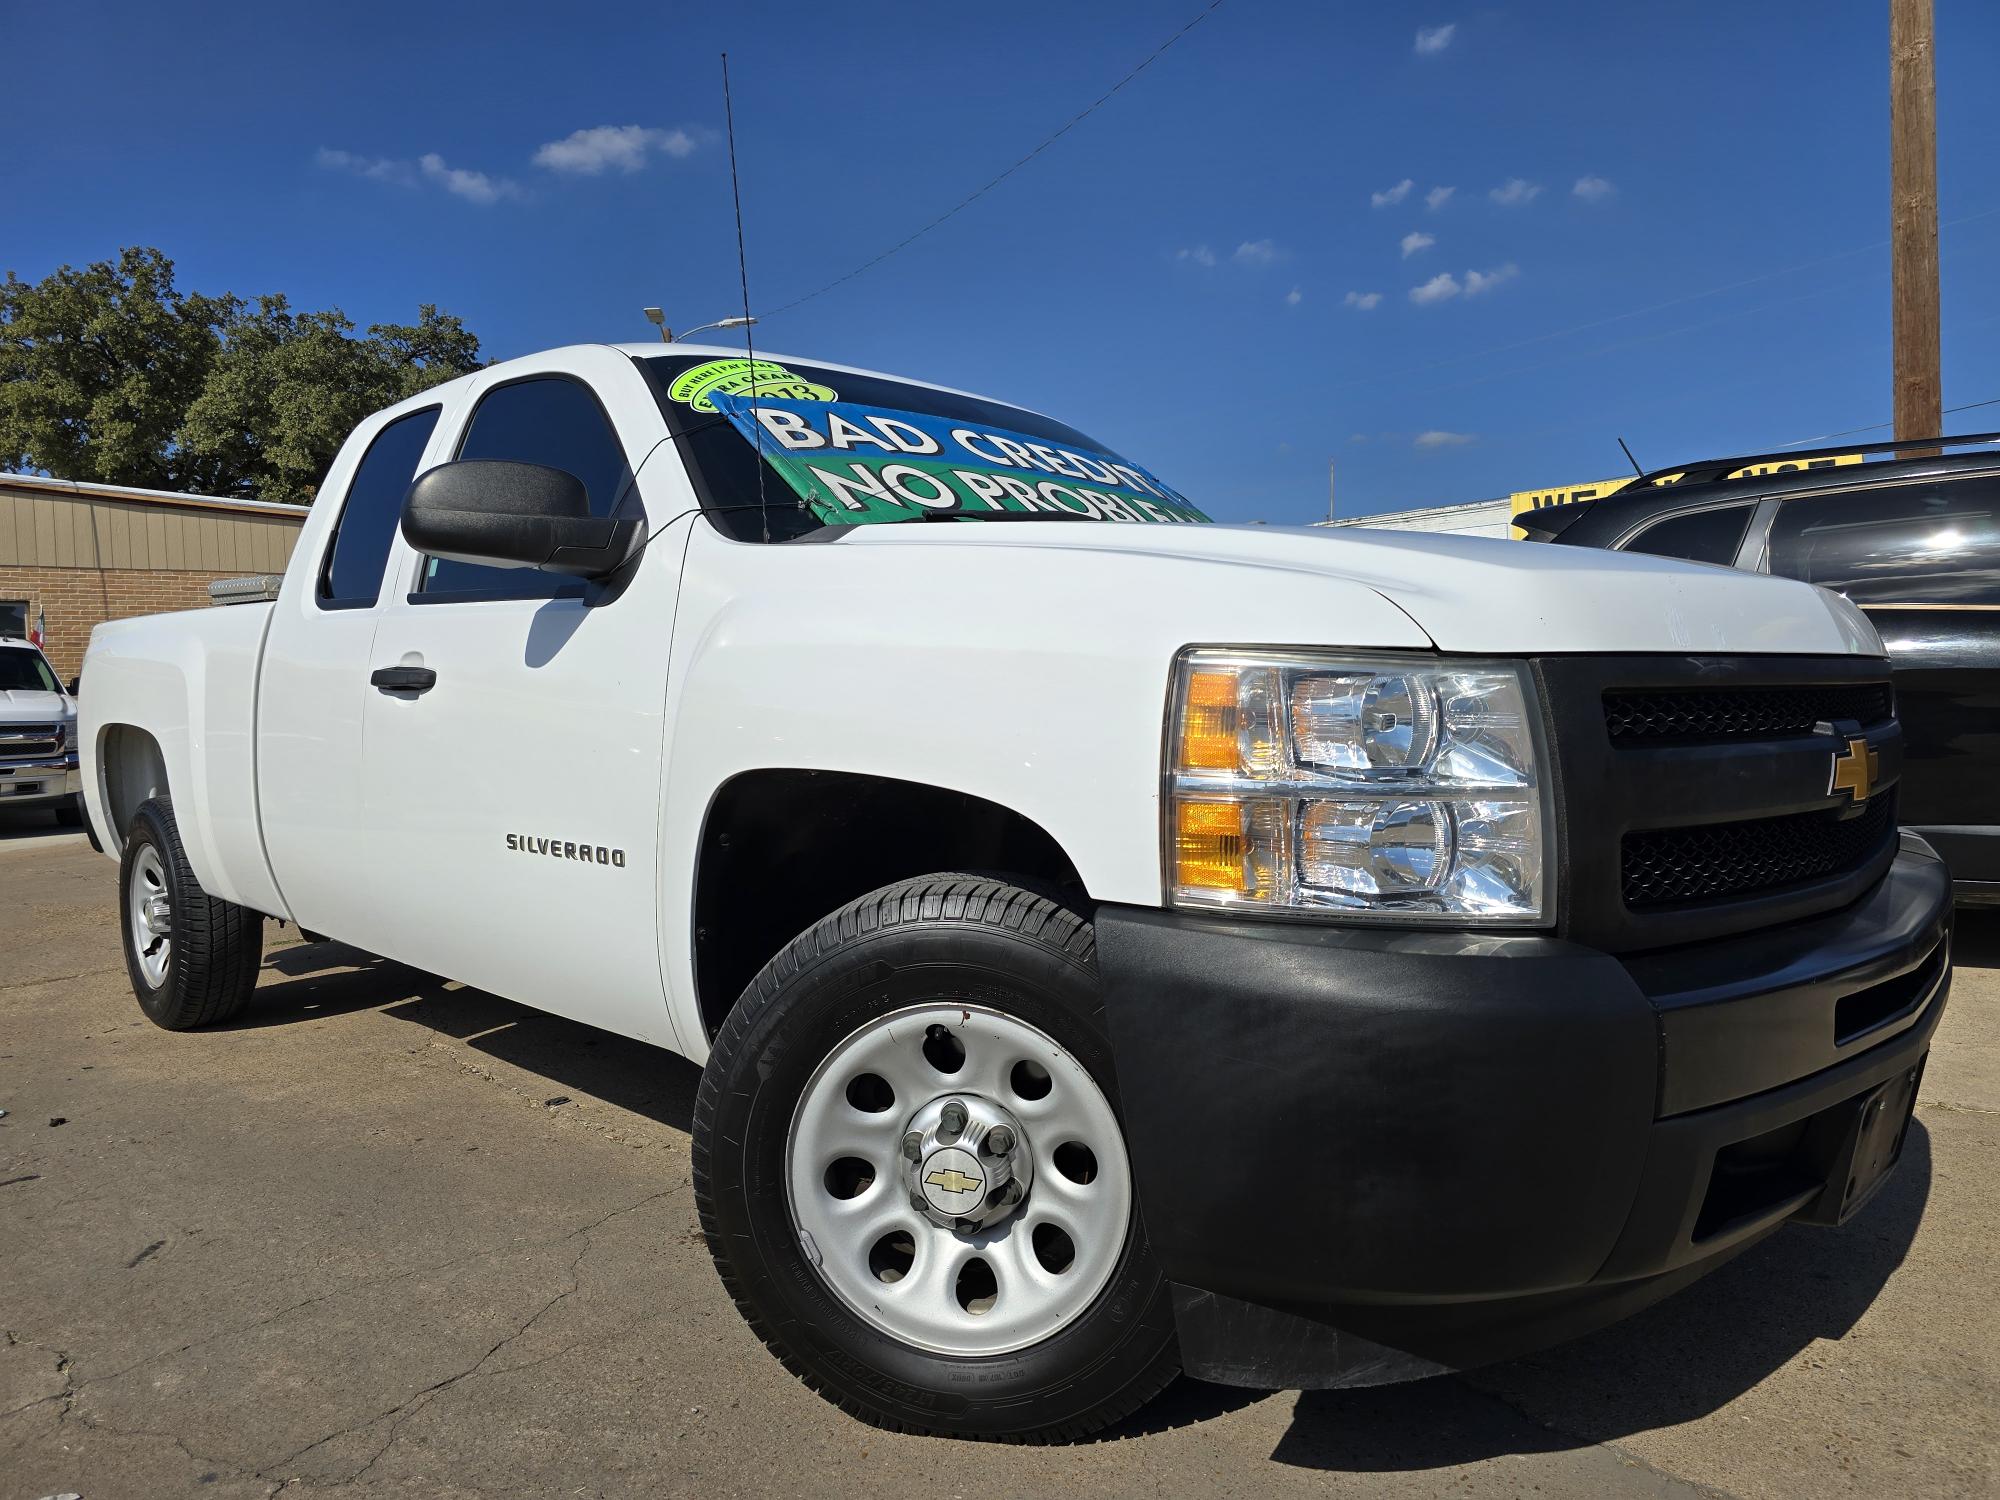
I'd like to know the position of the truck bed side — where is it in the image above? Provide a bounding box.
[80,600,288,918]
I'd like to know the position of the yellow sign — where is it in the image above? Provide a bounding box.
[1508,477,1632,518]
[1506,454,1865,536]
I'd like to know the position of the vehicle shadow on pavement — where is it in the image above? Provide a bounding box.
[1264,1124,1932,1471]
[250,939,705,1132]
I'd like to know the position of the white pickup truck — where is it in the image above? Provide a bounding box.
[1,636,82,824]
[80,343,1952,1440]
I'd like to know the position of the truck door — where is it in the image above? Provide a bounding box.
[356,348,690,1050]
[259,398,454,942]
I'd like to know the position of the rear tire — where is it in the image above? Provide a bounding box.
[694,874,1180,1441]
[119,797,263,1030]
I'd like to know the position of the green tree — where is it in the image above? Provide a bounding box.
[0,247,484,504]
[179,299,483,504]
[0,247,234,490]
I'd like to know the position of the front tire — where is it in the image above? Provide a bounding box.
[119,797,263,1029]
[694,875,1180,1441]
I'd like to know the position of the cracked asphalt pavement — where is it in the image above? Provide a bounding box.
[2,814,1996,1498]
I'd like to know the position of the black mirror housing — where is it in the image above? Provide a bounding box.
[400,460,641,579]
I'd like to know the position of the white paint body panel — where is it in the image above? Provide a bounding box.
[79,341,1888,1068]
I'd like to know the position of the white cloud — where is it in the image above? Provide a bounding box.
[1425,185,1455,211]
[1573,174,1616,202]
[419,152,519,204]
[1371,178,1414,208]
[1414,23,1457,55]
[315,147,415,187]
[1176,244,1218,268]
[1348,432,1371,445]
[1489,177,1543,207]
[1400,231,1436,259]
[1409,272,1461,306]
[1343,290,1383,310]
[1415,430,1474,448]
[1285,286,1303,307]
[319,146,519,203]
[1233,239,1282,267]
[534,124,701,176]
[1464,262,1519,296]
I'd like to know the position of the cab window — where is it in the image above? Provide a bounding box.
[420,376,630,598]
[1767,474,2000,605]
[319,407,441,608]
[1623,504,1754,566]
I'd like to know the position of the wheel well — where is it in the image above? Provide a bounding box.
[692,770,1088,1041]
[99,724,169,849]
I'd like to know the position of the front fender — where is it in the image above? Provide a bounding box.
[654,521,1434,1054]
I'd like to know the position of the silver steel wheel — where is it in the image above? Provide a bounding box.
[786,1002,1134,1357]
[127,843,173,988]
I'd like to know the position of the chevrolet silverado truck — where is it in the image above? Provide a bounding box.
[1,635,82,824]
[80,344,1953,1440]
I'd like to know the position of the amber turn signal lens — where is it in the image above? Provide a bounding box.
[1174,799,1248,892]
[1179,669,1242,771]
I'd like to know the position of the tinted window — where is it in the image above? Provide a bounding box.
[1623,504,1754,566]
[319,407,440,606]
[1767,474,2000,605]
[0,601,25,638]
[0,648,58,692]
[421,377,630,596]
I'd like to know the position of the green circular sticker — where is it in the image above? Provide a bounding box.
[667,358,838,414]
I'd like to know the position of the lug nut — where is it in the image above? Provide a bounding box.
[938,1101,968,1141]
[901,1131,922,1161]
[984,1125,1015,1156]
[910,1191,929,1212]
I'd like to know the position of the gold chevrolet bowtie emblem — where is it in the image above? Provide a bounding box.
[1829,736,1880,804]
[925,1167,981,1195]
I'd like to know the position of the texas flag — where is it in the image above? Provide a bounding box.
[28,605,45,649]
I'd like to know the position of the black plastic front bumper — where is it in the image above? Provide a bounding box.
[1096,835,1952,1387]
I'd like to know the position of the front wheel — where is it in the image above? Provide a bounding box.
[693,875,1179,1441]
[119,797,263,1029]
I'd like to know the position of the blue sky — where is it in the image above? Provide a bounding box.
[5,2,1998,523]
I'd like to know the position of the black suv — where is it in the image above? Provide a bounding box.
[1520,434,2000,902]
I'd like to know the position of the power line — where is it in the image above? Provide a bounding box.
[762,0,1227,318]
[1778,394,2000,447]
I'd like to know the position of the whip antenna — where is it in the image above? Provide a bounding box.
[721,52,769,542]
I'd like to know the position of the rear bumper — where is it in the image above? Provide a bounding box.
[0,757,81,808]
[1096,835,1951,1384]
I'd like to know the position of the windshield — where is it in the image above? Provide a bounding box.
[0,648,59,693]
[643,354,1210,542]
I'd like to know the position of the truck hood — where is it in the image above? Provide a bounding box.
[841,521,1883,657]
[0,689,70,718]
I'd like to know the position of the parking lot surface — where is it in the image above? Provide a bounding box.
[2,810,1995,1499]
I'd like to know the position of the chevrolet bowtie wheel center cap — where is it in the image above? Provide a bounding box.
[900,1093,1032,1232]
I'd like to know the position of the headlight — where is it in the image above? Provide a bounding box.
[1165,650,1552,923]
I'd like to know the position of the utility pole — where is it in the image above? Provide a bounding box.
[1890,0,1941,448]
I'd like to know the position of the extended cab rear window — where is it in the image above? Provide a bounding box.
[642,355,1208,542]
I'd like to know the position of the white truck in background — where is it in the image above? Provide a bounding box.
[80,342,1951,1440]
[0,635,82,825]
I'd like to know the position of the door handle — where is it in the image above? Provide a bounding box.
[370,666,437,694]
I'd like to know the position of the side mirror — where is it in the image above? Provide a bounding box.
[400,460,642,579]
[65,676,80,696]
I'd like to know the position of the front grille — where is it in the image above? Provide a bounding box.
[1604,683,1893,745]
[1622,793,1897,908]
[0,723,62,762]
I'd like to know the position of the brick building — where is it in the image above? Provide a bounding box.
[0,473,307,679]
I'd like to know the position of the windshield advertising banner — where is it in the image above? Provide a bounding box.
[707,391,1211,527]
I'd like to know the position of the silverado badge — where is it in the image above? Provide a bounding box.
[1828,736,1880,805]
